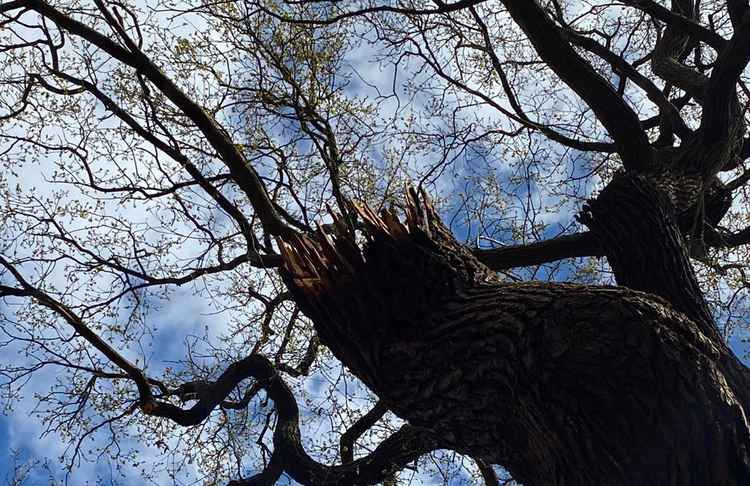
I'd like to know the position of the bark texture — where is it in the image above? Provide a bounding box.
[278,187,750,485]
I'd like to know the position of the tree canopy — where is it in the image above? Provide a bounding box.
[1,0,750,484]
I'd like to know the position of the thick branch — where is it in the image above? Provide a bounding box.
[473,178,740,272]
[475,458,500,486]
[473,232,601,271]
[279,423,436,486]
[143,354,436,486]
[619,0,727,50]
[710,226,750,248]
[227,455,283,486]
[500,0,654,170]
[144,355,278,426]
[727,0,749,28]
[695,16,750,174]
[561,28,692,140]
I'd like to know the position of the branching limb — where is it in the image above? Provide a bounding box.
[709,226,750,248]
[16,0,292,237]
[619,0,727,50]
[35,69,276,260]
[227,454,283,486]
[649,0,709,103]
[499,0,654,170]
[0,256,154,402]
[465,9,619,153]
[144,354,437,485]
[559,26,693,141]
[725,0,748,28]
[694,15,750,175]
[472,178,744,271]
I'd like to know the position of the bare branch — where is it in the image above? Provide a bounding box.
[340,400,388,464]
[20,0,292,237]
[144,354,437,485]
[251,0,488,26]
[0,256,154,402]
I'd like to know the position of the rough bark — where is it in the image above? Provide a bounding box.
[579,174,716,337]
[581,172,750,439]
[278,187,750,485]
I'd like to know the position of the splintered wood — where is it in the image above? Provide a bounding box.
[277,186,436,295]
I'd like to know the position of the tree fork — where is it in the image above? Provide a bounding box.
[277,188,750,485]
[580,172,750,397]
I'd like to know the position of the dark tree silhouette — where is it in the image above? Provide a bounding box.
[1,0,750,484]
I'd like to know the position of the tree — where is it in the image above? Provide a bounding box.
[1,0,750,484]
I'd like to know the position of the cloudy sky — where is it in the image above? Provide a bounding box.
[1,1,749,485]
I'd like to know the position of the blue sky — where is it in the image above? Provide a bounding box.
[2,2,750,485]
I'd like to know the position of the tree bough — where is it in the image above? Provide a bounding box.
[278,187,750,485]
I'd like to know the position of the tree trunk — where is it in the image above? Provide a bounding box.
[278,185,750,485]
